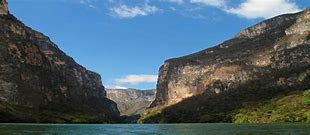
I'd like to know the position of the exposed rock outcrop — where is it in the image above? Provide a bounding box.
[0,0,8,15]
[107,89,155,116]
[0,1,119,123]
[145,9,310,123]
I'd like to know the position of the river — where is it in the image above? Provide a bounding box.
[0,123,309,135]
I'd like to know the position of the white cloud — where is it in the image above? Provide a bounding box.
[106,85,128,89]
[79,0,98,8]
[110,4,159,18]
[115,74,158,85]
[80,0,301,20]
[164,0,300,19]
[190,0,226,7]
[164,0,184,4]
[226,0,301,19]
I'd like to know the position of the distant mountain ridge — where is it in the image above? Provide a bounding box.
[106,89,155,116]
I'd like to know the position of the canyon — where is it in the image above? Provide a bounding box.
[106,89,155,116]
[0,0,309,124]
[107,89,155,123]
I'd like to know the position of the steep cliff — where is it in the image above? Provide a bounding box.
[0,0,119,123]
[107,89,155,116]
[143,9,310,123]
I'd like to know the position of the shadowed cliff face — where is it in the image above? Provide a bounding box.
[146,9,310,122]
[0,1,120,123]
[107,89,155,116]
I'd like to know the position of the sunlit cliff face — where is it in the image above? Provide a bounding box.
[0,0,8,15]
[150,9,310,109]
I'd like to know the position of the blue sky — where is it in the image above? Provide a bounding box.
[8,0,309,90]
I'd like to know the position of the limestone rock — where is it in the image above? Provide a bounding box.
[0,1,119,123]
[149,9,310,118]
[0,0,8,15]
[107,89,155,116]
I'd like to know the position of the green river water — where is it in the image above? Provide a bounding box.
[0,123,309,135]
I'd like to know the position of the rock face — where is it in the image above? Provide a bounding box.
[0,0,8,15]
[146,9,310,123]
[107,89,155,116]
[0,1,119,123]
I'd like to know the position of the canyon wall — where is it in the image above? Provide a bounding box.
[0,0,120,123]
[107,89,155,116]
[144,9,310,123]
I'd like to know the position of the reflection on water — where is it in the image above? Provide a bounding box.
[0,123,309,135]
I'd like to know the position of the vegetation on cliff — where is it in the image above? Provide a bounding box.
[0,101,114,123]
[139,90,310,124]
[233,90,310,123]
